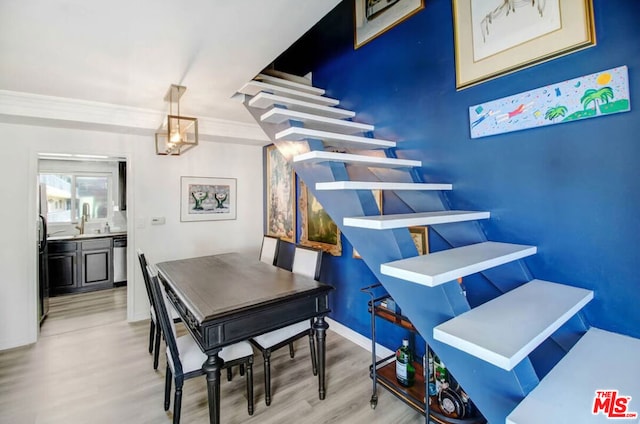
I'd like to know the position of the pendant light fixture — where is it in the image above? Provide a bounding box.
[155,84,198,155]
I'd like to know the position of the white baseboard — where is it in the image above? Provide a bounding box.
[129,312,151,323]
[326,317,394,359]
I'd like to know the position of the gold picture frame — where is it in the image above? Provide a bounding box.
[409,226,429,255]
[265,145,295,243]
[453,0,596,89]
[353,190,383,259]
[299,180,342,256]
[354,0,425,49]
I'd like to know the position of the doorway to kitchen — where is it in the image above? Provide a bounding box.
[37,154,128,327]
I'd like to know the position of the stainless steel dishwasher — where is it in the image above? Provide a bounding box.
[113,235,127,285]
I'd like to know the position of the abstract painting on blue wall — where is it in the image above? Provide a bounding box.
[469,66,630,139]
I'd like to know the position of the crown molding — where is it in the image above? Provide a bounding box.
[0,90,269,143]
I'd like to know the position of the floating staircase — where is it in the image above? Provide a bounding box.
[277,127,396,150]
[344,210,490,230]
[240,72,640,423]
[380,241,536,287]
[506,328,640,423]
[238,78,336,104]
[316,181,452,190]
[294,151,420,168]
[249,92,355,119]
[433,279,593,370]
[260,108,373,133]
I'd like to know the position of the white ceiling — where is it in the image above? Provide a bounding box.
[0,0,340,135]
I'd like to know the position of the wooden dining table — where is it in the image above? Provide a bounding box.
[156,252,334,424]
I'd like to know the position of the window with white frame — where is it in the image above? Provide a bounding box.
[39,173,112,224]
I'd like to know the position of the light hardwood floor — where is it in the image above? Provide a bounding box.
[0,287,424,424]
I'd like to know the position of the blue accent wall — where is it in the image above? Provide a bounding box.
[275,0,640,349]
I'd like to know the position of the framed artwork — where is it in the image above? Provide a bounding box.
[469,66,630,138]
[299,180,342,256]
[265,145,295,242]
[354,0,424,49]
[353,190,383,259]
[453,0,596,89]
[180,176,236,222]
[409,226,429,255]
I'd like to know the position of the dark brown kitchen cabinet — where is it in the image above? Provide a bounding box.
[48,237,114,296]
[48,241,79,295]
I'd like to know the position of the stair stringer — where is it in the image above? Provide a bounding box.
[294,148,541,424]
[244,100,542,423]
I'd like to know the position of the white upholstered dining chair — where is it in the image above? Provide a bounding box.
[259,234,280,265]
[147,265,254,423]
[250,245,322,406]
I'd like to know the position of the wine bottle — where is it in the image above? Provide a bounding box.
[395,339,415,387]
[428,348,437,396]
[434,353,448,393]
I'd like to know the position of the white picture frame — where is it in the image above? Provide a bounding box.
[180,176,237,222]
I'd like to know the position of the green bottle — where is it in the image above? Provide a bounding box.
[395,339,415,387]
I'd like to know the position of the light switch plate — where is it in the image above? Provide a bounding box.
[151,216,166,225]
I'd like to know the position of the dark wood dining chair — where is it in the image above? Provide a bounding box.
[250,245,322,406]
[137,249,181,370]
[259,234,280,265]
[137,249,163,369]
[147,265,254,423]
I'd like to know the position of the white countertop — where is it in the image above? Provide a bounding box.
[48,231,127,241]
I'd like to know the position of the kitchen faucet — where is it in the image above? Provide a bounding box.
[75,203,90,235]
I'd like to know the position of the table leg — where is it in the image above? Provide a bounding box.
[313,316,329,400]
[202,351,224,424]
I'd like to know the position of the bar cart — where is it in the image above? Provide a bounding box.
[361,284,485,424]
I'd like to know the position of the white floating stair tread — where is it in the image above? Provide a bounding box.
[506,328,640,424]
[316,181,452,191]
[276,127,396,149]
[238,80,338,106]
[433,279,594,371]
[293,151,420,169]
[380,242,537,287]
[344,210,490,230]
[261,109,373,134]
[249,92,355,119]
[255,73,325,96]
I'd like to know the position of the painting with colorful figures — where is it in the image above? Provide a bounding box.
[469,66,631,139]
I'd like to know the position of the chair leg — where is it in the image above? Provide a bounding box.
[173,382,183,424]
[239,364,245,376]
[148,321,155,354]
[246,358,254,415]
[309,332,318,376]
[153,327,162,370]
[289,342,295,359]
[263,350,272,406]
[164,365,172,411]
[227,367,233,382]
